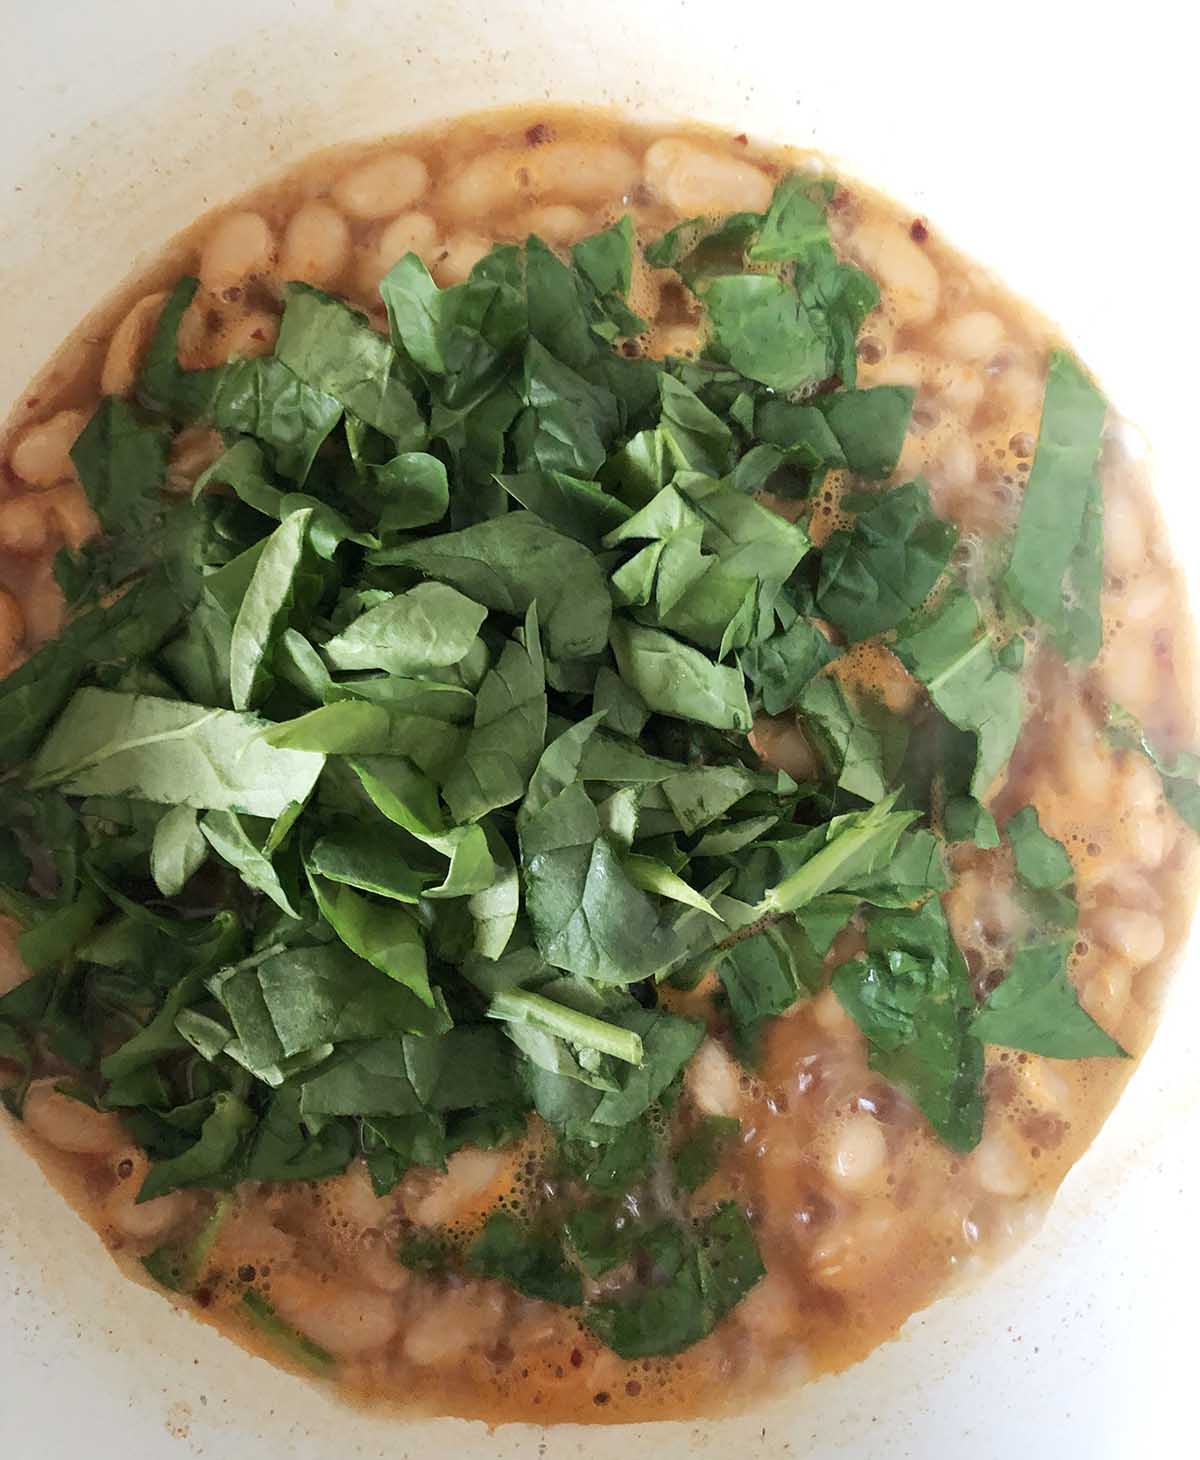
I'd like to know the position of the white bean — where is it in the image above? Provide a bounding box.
[643,139,774,217]
[973,1126,1031,1198]
[23,1080,125,1156]
[269,1269,399,1357]
[1103,490,1149,578]
[0,588,23,676]
[411,1147,506,1227]
[1015,1056,1071,1115]
[402,1282,506,1366]
[848,223,940,326]
[811,986,857,1036]
[199,211,276,293]
[279,201,351,287]
[334,152,429,220]
[1099,640,1156,719]
[0,917,30,996]
[936,361,985,417]
[0,495,53,556]
[827,1112,887,1194]
[18,559,65,644]
[525,141,639,204]
[1080,962,1131,1031]
[360,211,439,292]
[1091,906,1165,968]
[218,310,280,362]
[936,310,1006,363]
[101,292,167,397]
[9,409,87,489]
[686,1038,744,1118]
[432,233,492,287]
[103,1150,191,1242]
[44,482,100,552]
[521,203,589,243]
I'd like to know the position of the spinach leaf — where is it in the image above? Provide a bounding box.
[496,469,631,547]
[673,1115,739,1192]
[758,793,919,915]
[893,589,1022,798]
[274,283,425,446]
[1106,705,1200,835]
[971,940,1126,1058]
[230,509,314,711]
[698,274,829,394]
[1003,351,1107,662]
[740,616,836,716]
[69,397,170,568]
[468,824,520,960]
[210,357,344,484]
[306,869,432,1004]
[610,620,751,732]
[468,1212,583,1306]
[816,387,914,480]
[379,512,611,661]
[834,900,983,1151]
[307,825,427,903]
[817,480,956,639]
[1006,806,1073,890]
[138,1092,256,1201]
[201,810,301,917]
[798,674,908,802]
[322,582,487,675]
[443,604,546,824]
[149,804,207,896]
[29,689,325,818]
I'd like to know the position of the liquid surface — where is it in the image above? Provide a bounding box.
[0,105,1196,1424]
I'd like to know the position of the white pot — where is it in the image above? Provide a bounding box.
[0,3,1194,1456]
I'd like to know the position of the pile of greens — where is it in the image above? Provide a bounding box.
[0,174,1187,1359]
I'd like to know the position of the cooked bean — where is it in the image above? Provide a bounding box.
[0,587,23,675]
[279,201,351,287]
[1103,489,1149,578]
[827,1113,888,1194]
[9,408,87,489]
[18,559,66,644]
[411,1147,508,1227]
[269,1269,399,1357]
[525,141,639,204]
[44,481,100,551]
[359,211,439,292]
[848,222,940,326]
[686,1038,744,1118]
[936,310,1006,363]
[0,917,30,996]
[0,494,53,556]
[1091,906,1165,968]
[219,310,280,362]
[432,232,492,287]
[650,322,703,358]
[1080,962,1131,1030]
[23,1080,125,1156]
[402,1282,506,1366]
[199,211,276,293]
[101,292,167,396]
[643,138,773,216]
[334,152,429,220]
[103,1150,192,1242]
[749,713,821,783]
[521,203,589,243]
[972,1126,1032,1198]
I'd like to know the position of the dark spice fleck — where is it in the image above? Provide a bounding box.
[910,218,929,243]
[525,122,552,147]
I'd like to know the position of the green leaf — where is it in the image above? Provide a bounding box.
[673,1115,740,1192]
[1106,705,1200,835]
[489,987,645,1066]
[759,793,918,915]
[658,373,733,478]
[229,509,314,711]
[698,273,829,394]
[1003,351,1107,662]
[893,589,1022,799]
[350,755,495,898]
[443,603,546,824]
[817,480,956,639]
[943,796,1001,848]
[378,512,612,662]
[622,855,723,919]
[798,674,908,802]
[971,940,1126,1057]
[69,397,170,559]
[834,902,983,1151]
[201,810,301,917]
[468,825,521,961]
[209,356,344,484]
[610,619,751,731]
[749,175,829,262]
[274,282,425,446]
[322,582,488,675]
[496,469,632,547]
[1006,806,1074,890]
[740,616,836,716]
[816,387,914,480]
[307,825,427,903]
[467,1212,583,1306]
[149,805,207,896]
[29,689,324,819]
[138,1092,256,1201]
[307,869,432,1004]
